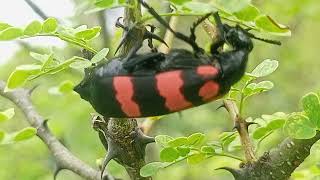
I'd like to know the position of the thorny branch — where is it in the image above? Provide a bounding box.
[224,100,257,162]
[0,81,114,180]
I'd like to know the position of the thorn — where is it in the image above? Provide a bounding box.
[28,84,40,95]
[115,17,127,30]
[216,104,226,111]
[114,32,129,55]
[215,167,241,178]
[101,145,118,180]
[144,31,169,48]
[245,122,257,131]
[233,121,240,131]
[53,166,64,180]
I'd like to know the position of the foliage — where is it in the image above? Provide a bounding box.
[0,108,36,145]
[0,0,319,179]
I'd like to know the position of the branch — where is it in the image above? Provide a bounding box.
[0,81,113,180]
[222,99,320,179]
[97,11,111,49]
[224,100,257,162]
[24,0,49,20]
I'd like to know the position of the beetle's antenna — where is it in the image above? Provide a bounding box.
[246,32,281,45]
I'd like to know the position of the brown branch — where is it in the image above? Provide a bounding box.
[97,11,111,49]
[222,99,320,179]
[224,100,257,162]
[0,81,113,180]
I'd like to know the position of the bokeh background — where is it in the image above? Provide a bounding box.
[1,0,320,179]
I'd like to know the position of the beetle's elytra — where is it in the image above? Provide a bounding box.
[74,0,280,118]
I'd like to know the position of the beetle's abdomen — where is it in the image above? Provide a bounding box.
[92,65,221,118]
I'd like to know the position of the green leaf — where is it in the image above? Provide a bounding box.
[302,93,320,128]
[0,27,23,40]
[168,137,188,147]
[14,127,37,142]
[0,131,4,142]
[187,133,205,146]
[0,108,15,122]
[95,0,114,7]
[169,0,191,5]
[24,20,42,36]
[69,61,92,69]
[201,146,215,154]
[266,119,285,130]
[6,65,41,91]
[187,152,206,165]
[46,58,76,75]
[42,18,58,33]
[75,26,101,40]
[91,48,109,63]
[234,4,260,21]
[215,0,251,13]
[30,52,49,63]
[243,81,274,97]
[284,113,317,139]
[255,15,291,36]
[252,127,271,139]
[0,22,12,31]
[177,147,190,157]
[140,162,164,177]
[155,135,174,147]
[251,59,279,77]
[219,132,237,148]
[49,80,74,95]
[160,147,180,162]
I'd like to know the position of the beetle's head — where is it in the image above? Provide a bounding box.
[212,12,281,53]
[74,68,93,102]
[224,24,253,51]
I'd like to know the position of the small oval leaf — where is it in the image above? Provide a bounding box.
[251,59,279,77]
[187,152,206,165]
[24,20,42,36]
[91,48,109,63]
[42,18,58,33]
[160,147,179,162]
[14,127,37,142]
[140,162,164,177]
[0,108,15,122]
[284,113,317,139]
[0,27,23,40]
[155,135,174,147]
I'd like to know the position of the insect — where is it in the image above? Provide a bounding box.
[74,0,280,118]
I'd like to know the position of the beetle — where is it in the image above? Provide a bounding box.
[74,0,280,118]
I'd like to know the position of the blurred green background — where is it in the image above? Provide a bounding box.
[1,0,320,179]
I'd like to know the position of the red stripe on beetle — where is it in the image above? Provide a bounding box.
[198,81,220,101]
[196,65,219,78]
[156,70,192,112]
[113,76,141,117]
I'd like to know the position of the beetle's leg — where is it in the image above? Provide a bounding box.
[190,13,212,42]
[145,24,156,52]
[139,0,203,54]
[114,18,168,55]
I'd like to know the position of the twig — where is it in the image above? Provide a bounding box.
[223,100,257,162]
[157,16,178,53]
[24,0,49,20]
[0,81,111,180]
[97,10,111,49]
